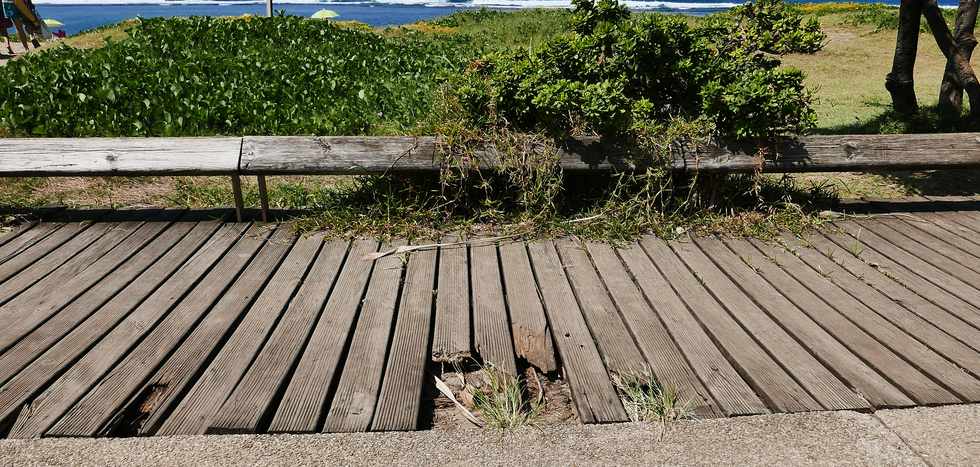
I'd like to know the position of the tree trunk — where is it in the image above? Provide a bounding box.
[888,0,925,114]
[938,0,979,121]
[923,0,980,118]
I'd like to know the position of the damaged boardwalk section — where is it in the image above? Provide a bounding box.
[0,207,979,438]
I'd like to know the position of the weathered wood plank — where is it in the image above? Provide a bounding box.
[470,241,517,375]
[827,222,980,325]
[0,222,60,266]
[873,217,980,274]
[555,238,647,374]
[900,213,980,258]
[526,241,626,423]
[0,221,37,249]
[585,242,720,418]
[207,239,349,435]
[720,237,911,408]
[432,239,470,363]
[371,247,437,432]
[685,237,870,410]
[268,239,378,434]
[0,222,96,294]
[0,220,219,390]
[850,219,980,301]
[497,241,557,373]
[690,237,870,410]
[0,222,246,433]
[650,238,819,413]
[5,224,265,438]
[56,226,292,438]
[240,134,980,175]
[0,138,242,176]
[137,232,316,437]
[764,233,964,405]
[616,241,767,416]
[322,240,407,433]
[0,216,178,351]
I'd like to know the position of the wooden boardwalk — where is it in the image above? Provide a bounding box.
[0,207,979,438]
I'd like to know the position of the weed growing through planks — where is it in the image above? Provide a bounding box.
[847,241,865,257]
[612,372,692,438]
[472,364,542,430]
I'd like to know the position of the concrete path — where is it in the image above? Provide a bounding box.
[1,404,976,466]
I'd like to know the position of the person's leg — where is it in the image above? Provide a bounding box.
[1,27,11,54]
[13,19,28,50]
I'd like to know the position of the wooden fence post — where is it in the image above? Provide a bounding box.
[256,175,270,222]
[230,175,245,222]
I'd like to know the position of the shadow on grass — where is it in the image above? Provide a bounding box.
[813,104,980,197]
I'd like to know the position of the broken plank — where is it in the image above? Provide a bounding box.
[720,237,913,409]
[470,240,517,375]
[323,240,407,433]
[207,240,350,435]
[49,227,293,438]
[371,247,438,431]
[4,224,265,438]
[527,241,626,423]
[616,240,766,416]
[268,239,379,433]
[555,238,647,374]
[139,232,317,436]
[432,238,470,363]
[585,242,720,418]
[691,237,869,411]
[498,240,557,373]
[646,237,818,413]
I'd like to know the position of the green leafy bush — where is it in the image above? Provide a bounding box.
[0,16,468,136]
[458,0,825,144]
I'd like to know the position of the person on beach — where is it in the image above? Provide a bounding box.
[0,0,15,54]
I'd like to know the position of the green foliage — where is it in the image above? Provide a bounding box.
[458,0,825,144]
[0,16,469,136]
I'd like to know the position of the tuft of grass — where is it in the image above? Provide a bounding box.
[612,372,692,431]
[472,364,542,430]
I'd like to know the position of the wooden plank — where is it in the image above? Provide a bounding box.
[643,237,818,413]
[133,233,318,436]
[0,216,178,351]
[5,223,267,438]
[432,239,470,363]
[268,239,379,433]
[833,220,980,310]
[470,241,517,375]
[759,233,964,405]
[0,222,246,431]
[49,227,293,438]
[683,237,869,411]
[554,238,647,374]
[240,133,980,174]
[497,240,557,373]
[616,241,766,416]
[0,138,242,176]
[322,240,407,433]
[206,240,350,435]
[780,233,980,379]
[0,222,60,266]
[823,223,980,328]
[899,213,980,258]
[0,221,94,291]
[0,220,220,390]
[853,219,980,299]
[0,221,38,249]
[585,242,720,418]
[878,217,980,272]
[717,237,911,408]
[371,247,438,431]
[526,241,626,423]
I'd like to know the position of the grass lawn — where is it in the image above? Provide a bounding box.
[2,5,979,238]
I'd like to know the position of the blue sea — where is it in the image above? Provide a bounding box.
[29,0,951,36]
